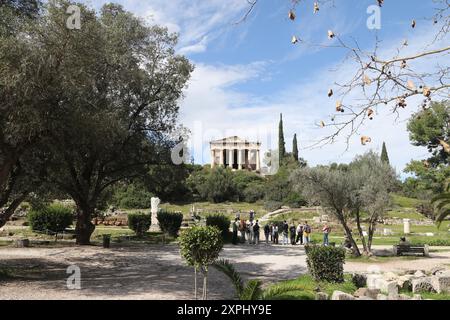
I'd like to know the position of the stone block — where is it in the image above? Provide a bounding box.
[412,277,436,293]
[315,292,329,300]
[331,291,355,300]
[431,274,450,293]
[353,287,380,299]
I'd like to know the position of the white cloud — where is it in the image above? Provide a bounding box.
[179,23,448,176]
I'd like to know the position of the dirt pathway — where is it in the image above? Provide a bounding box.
[0,244,448,299]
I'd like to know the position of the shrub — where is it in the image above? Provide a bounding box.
[243,182,265,203]
[127,212,151,236]
[179,225,224,299]
[206,214,231,239]
[111,183,153,209]
[28,204,73,233]
[157,210,183,237]
[305,245,345,283]
[283,192,307,208]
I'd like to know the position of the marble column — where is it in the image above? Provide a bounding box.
[228,149,233,167]
[238,148,242,169]
[256,149,260,171]
[210,149,215,168]
[219,149,224,166]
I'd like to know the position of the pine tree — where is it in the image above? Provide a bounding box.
[278,113,286,162]
[381,141,390,164]
[292,133,299,162]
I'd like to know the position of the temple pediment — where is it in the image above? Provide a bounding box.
[209,136,260,172]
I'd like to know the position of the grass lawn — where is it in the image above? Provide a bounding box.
[122,201,268,221]
[266,274,356,300]
[391,194,426,208]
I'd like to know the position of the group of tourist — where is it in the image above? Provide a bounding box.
[231,211,332,246]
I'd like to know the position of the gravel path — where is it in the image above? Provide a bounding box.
[0,244,448,300]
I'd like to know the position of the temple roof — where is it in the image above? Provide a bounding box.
[210,136,260,144]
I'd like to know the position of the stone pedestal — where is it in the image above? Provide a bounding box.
[150,197,160,232]
[403,218,410,234]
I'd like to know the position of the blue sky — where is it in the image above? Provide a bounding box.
[80,0,448,176]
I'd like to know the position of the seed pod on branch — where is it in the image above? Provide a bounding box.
[291,35,299,44]
[361,136,372,145]
[313,2,319,13]
[288,10,296,21]
[328,30,335,39]
[328,89,333,97]
[396,98,407,108]
[363,74,372,85]
[411,19,416,28]
[423,86,431,97]
[335,101,344,112]
[367,108,374,120]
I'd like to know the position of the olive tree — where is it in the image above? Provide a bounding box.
[0,1,48,227]
[291,151,396,256]
[20,1,193,244]
[179,226,223,300]
[291,165,362,256]
[348,151,397,253]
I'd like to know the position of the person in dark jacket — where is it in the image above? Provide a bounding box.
[289,222,296,245]
[296,222,303,245]
[282,221,289,245]
[253,220,260,245]
[264,224,270,244]
[232,218,239,245]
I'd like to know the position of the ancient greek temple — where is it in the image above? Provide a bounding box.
[210,136,261,171]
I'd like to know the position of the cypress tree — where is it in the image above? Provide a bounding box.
[278,113,286,161]
[292,133,299,162]
[381,141,390,164]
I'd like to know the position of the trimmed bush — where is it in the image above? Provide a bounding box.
[206,214,231,239]
[28,204,73,233]
[305,244,345,283]
[157,210,183,237]
[127,212,151,236]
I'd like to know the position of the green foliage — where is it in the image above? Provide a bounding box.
[305,245,346,283]
[242,182,265,203]
[407,101,449,165]
[292,133,299,162]
[205,167,237,203]
[156,210,183,237]
[127,212,151,236]
[381,141,390,164]
[111,183,153,209]
[431,180,450,226]
[278,113,286,161]
[212,259,244,298]
[179,226,223,269]
[212,259,311,300]
[206,214,230,239]
[283,192,307,208]
[145,164,192,202]
[232,170,264,202]
[28,203,73,233]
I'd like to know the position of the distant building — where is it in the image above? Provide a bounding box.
[210,136,261,171]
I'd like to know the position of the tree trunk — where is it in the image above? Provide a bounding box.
[75,204,95,245]
[340,218,361,257]
[355,210,368,254]
[0,193,28,228]
[367,221,376,252]
[194,267,197,300]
